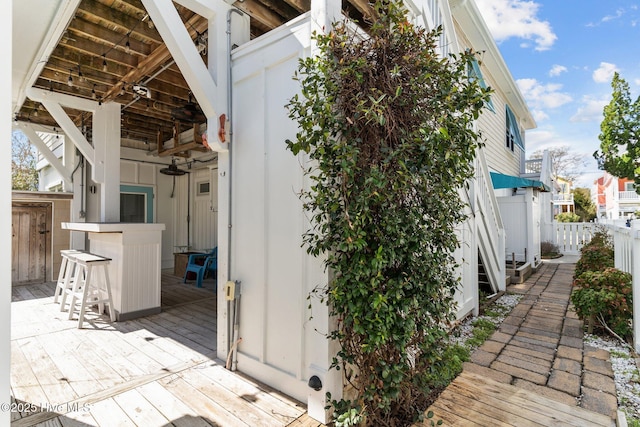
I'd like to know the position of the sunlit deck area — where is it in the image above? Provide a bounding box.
[10,271,316,426]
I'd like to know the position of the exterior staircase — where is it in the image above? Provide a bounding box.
[474,149,506,294]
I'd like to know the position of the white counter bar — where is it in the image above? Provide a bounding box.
[62,222,166,321]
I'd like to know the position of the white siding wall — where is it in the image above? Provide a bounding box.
[191,167,218,251]
[499,194,527,261]
[455,31,522,176]
[229,14,336,403]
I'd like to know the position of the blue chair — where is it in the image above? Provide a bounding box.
[183,247,218,288]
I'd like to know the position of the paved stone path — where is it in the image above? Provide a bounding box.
[463,261,619,420]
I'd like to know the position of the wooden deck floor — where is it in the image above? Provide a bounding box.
[10,272,314,426]
[424,371,616,427]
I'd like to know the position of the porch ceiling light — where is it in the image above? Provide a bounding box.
[160,159,187,176]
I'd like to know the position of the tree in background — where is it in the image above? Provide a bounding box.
[573,187,596,222]
[529,145,586,183]
[12,130,38,191]
[556,212,581,222]
[594,72,640,193]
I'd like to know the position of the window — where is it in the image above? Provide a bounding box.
[505,105,524,152]
[197,181,210,196]
[468,57,495,113]
[624,181,635,192]
[120,185,154,223]
[120,193,146,223]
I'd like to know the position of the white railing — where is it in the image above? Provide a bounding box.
[604,220,640,352]
[619,191,640,201]
[544,221,596,255]
[475,148,505,292]
[553,194,574,203]
[524,158,542,174]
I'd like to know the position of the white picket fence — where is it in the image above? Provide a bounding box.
[548,220,640,351]
[543,221,597,255]
[604,220,640,352]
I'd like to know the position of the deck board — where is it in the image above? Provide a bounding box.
[425,371,616,427]
[11,275,308,427]
[136,381,212,427]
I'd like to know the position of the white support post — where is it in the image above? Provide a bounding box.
[307,0,342,422]
[93,102,121,222]
[26,87,121,222]
[525,188,534,263]
[1,2,11,425]
[631,220,640,353]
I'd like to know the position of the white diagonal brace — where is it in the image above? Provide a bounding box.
[26,86,98,168]
[142,0,218,120]
[26,87,100,113]
[38,100,95,166]
[18,123,72,189]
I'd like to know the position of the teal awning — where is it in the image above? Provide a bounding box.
[490,172,551,192]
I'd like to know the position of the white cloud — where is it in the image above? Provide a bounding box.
[602,8,625,23]
[516,78,573,109]
[549,65,568,77]
[592,62,619,83]
[570,95,610,123]
[635,79,640,86]
[532,110,549,122]
[475,0,557,51]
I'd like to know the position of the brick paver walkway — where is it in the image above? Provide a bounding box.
[463,261,619,420]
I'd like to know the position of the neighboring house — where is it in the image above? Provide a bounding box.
[11,0,541,422]
[593,172,640,219]
[452,0,551,270]
[552,176,575,217]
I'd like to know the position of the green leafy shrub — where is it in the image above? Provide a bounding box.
[285,1,490,424]
[556,212,581,222]
[572,268,632,339]
[574,244,614,279]
[583,229,613,249]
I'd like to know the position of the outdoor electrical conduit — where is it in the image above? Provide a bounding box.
[226,7,244,372]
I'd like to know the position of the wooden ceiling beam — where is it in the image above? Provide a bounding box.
[100,14,208,103]
[60,36,140,69]
[281,0,310,14]
[68,18,154,56]
[233,0,285,30]
[346,0,376,23]
[77,0,163,43]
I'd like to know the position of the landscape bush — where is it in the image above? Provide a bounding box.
[572,268,632,339]
[573,241,614,279]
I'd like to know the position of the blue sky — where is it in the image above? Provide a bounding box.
[475,0,640,187]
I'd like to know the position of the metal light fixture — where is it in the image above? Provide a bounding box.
[102,54,108,71]
[159,159,187,176]
[67,69,73,87]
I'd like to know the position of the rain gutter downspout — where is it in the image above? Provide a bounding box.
[226,7,244,372]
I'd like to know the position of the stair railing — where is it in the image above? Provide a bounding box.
[474,148,506,292]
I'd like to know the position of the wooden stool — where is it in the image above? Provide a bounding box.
[65,252,116,328]
[54,249,85,311]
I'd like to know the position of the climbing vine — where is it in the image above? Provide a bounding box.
[286,2,491,424]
